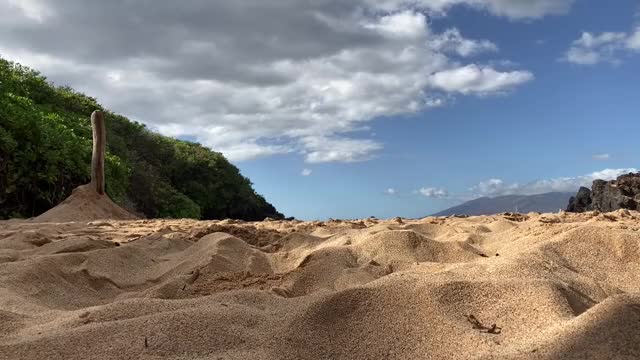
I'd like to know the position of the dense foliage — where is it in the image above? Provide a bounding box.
[0,58,283,220]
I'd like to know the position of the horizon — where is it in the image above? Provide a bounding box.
[2,0,639,220]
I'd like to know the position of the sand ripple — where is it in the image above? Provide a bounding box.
[0,211,639,359]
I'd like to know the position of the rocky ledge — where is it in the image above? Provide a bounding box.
[567,172,640,212]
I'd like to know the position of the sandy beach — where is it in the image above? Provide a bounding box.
[1,210,639,359]
[2,1,639,359]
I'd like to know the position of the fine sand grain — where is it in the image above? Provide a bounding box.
[1,211,639,359]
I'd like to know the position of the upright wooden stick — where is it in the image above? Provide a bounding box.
[91,111,106,195]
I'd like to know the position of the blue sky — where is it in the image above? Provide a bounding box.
[237,0,640,219]
[1,0,639,219]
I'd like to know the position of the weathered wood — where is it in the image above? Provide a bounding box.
[90,111,106,195]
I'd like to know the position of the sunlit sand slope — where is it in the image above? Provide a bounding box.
[1,211,639,359]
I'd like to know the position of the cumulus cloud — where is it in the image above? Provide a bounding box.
[429,64,533,95]
[301,168,312,177]
[0,0,555,162]
[364,10,428,39]
[419,187,449,199]
[469,168,638,198]
[302,136,383,163]
[429,28,498,57]
[563,28,640,65]
[386,188,397,195]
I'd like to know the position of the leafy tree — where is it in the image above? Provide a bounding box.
[0,57,283,220]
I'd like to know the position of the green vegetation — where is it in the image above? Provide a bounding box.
[0,57,283,220]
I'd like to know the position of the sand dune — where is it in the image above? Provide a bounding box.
[1,211,639,359]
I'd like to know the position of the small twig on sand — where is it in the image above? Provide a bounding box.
[182,269,201,291]
[465,314,502,334]
[144,336,148,348]
[187,269,201,284]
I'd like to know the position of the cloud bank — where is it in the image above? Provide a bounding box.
[469,168,639,198]
[0,0,572,162]
[417,168,638,202]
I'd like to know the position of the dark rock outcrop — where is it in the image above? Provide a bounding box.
[567,187,592,212]
[567,172,640,213]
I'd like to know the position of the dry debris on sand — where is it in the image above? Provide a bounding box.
[1,211,640,359]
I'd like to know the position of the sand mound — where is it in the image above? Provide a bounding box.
[33,185,137,223]
[0,212,639,359]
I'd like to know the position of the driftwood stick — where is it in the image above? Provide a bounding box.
[91,111,106,195]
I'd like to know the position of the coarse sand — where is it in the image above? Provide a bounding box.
[1,210,639,359]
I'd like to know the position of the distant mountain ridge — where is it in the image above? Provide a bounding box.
[432,192,574,216]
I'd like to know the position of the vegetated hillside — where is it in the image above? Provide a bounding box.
[432,192,574,216]
[0,57,283,220]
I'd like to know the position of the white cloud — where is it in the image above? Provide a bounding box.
[364,11,428,39]
[429,28,498,57]
[366,0,574,19]
[575,32,627,48]
[301,168,312,177]
[627,27,640,50]
[0,1,547,163]
[564,47,601,65]
[469,178,512,197]
[478,0,574,19]
[386,188,397,195]
[469,168,638,198]
[419,187,449,198]
[429,64,534,95]
[563,28,640,65]
[592,153,611,160]
[204,142,292,162]
[302,136,383,163]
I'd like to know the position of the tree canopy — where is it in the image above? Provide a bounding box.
[0,57,283,221]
